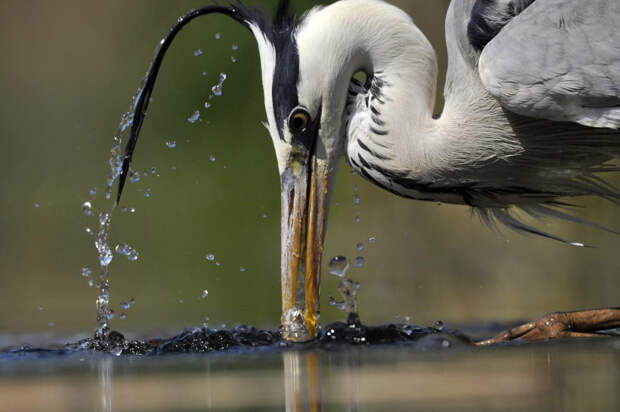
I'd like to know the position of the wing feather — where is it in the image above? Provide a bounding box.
[478,0,620,129]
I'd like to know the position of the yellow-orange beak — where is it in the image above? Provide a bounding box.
[279,152,330,342]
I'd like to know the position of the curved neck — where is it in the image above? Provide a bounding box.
[296,0,440,177]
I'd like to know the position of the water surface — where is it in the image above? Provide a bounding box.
[1,338,618,411]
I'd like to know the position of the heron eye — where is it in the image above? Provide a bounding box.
[289,109,311,133]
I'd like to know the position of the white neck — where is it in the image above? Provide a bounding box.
[295,0,521,201]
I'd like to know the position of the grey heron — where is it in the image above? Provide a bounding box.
[117,0,620,343]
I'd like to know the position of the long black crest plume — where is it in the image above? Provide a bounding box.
[115,0,298,204]
[116,5,243,204]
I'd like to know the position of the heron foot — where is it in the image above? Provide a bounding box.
[476,308,620,346]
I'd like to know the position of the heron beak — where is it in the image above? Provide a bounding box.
[280,150,329,341]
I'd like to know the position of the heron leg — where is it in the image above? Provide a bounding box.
[476,308,620,346]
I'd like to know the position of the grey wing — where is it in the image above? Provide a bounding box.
[478,0,620,129]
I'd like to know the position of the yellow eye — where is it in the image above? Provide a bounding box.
[289,109,311,133]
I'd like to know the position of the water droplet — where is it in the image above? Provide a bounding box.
[215,32,221,40]
[369,236,376,244]
[130,207,136,214]
[211,73,227,96]
[209,154,216,163]
[38,305,44,311]
[215,261,221,267]
[178,298,184,304]
[232,44,239,51]
[115,243,139,262]
[434,320,444,331]
[202,317,210,329]
[129,297,135,306]
[166,140,176,148]
[188,110,201,123]
[354,256,365,268]
[354,184,359,193]
[201,289,209,299]
[99,212,110,226]
[328,296,345,310]
[120,301,130,310]
[328,256,350,277]
[107,310,115,320]
[240,266,246,272]
[119,313,127,320]
[89,188,97,197]
[85,227,93,235]
[262,213,268,219]
[204,101,211,109]
[206,254,215,262]
[231,56,237,63]
[145,187,151,198]
[129,170,141,184]
[48,321,55,328]
[404,315,411,324]
[355,216,361,223]
[96,242,113,267]
[81,201,94,216]
[193,49,204,57]
[356,242,364,252]
[34,202,40,208]
[81,266,93,277]
[354,194,360,206]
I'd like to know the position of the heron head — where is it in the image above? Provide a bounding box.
[243,1,350,341]
[118,0,348,342]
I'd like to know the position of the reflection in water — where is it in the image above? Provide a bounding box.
[4,341,619,411]
[98,357,113,412]
[284,352,322,412]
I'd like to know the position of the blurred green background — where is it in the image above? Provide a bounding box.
[0,0,618,335]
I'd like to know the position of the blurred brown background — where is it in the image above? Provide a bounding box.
[0,0,618,335]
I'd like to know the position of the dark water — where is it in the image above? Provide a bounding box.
[1,335,619,412]
[2,314,472,359]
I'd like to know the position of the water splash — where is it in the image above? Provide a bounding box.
[329,278,361,315]
[92,81,148,340]
[328,255,361,317]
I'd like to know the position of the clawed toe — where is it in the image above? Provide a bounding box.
[476,309,620,346]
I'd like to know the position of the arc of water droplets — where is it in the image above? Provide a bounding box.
[91,84,146,340]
